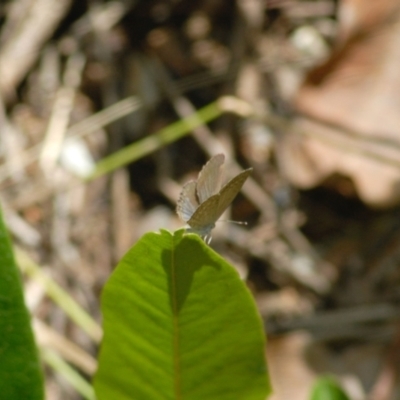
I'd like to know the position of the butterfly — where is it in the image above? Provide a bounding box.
[176,154,252,243]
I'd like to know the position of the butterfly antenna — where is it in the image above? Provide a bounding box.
[217,220,248,226]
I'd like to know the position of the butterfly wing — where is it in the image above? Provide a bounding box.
[176,181,198,222]
[187,194,220,235]
[196,153,225,203]
[188,167,252,235]
[214,168,252,220]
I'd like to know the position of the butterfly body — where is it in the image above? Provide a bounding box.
[177,154,252,242]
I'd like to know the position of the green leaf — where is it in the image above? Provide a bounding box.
[0,206,44,400]
[310,376,350,400]
[94,229,270,400]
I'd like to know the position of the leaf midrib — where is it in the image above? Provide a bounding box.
[171,235,182,400]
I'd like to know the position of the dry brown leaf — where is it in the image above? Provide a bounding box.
[279,0,400,207]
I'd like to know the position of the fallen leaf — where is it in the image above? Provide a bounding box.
[279,0,400,207]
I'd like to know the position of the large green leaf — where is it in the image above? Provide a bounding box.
[94,229,270,400]
[0,206,44,399]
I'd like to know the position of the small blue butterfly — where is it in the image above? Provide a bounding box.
[177,154,252,243]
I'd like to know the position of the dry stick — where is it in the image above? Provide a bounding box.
[267,302,400,337]
[110,169,134,260]
[0,198,41,247]
[70,0,134,37]
[68,96,143,138]
[51,186,83,277]
[16,247,103,343]
[277,0,336,18]
[0,96,143,184]
[0,0,72,96]
[33,318,97,375]
[40,52,86,176]
[0,95,26,181]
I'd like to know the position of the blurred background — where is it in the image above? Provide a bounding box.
[2,0,400,399]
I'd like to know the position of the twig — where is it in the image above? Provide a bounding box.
[16,247,103,343]
[40,52,86,176]
[0,96,143,184]
[34,318,97,375]
[0,0,72,96]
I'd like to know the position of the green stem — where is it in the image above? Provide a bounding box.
[86,101,222,180]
